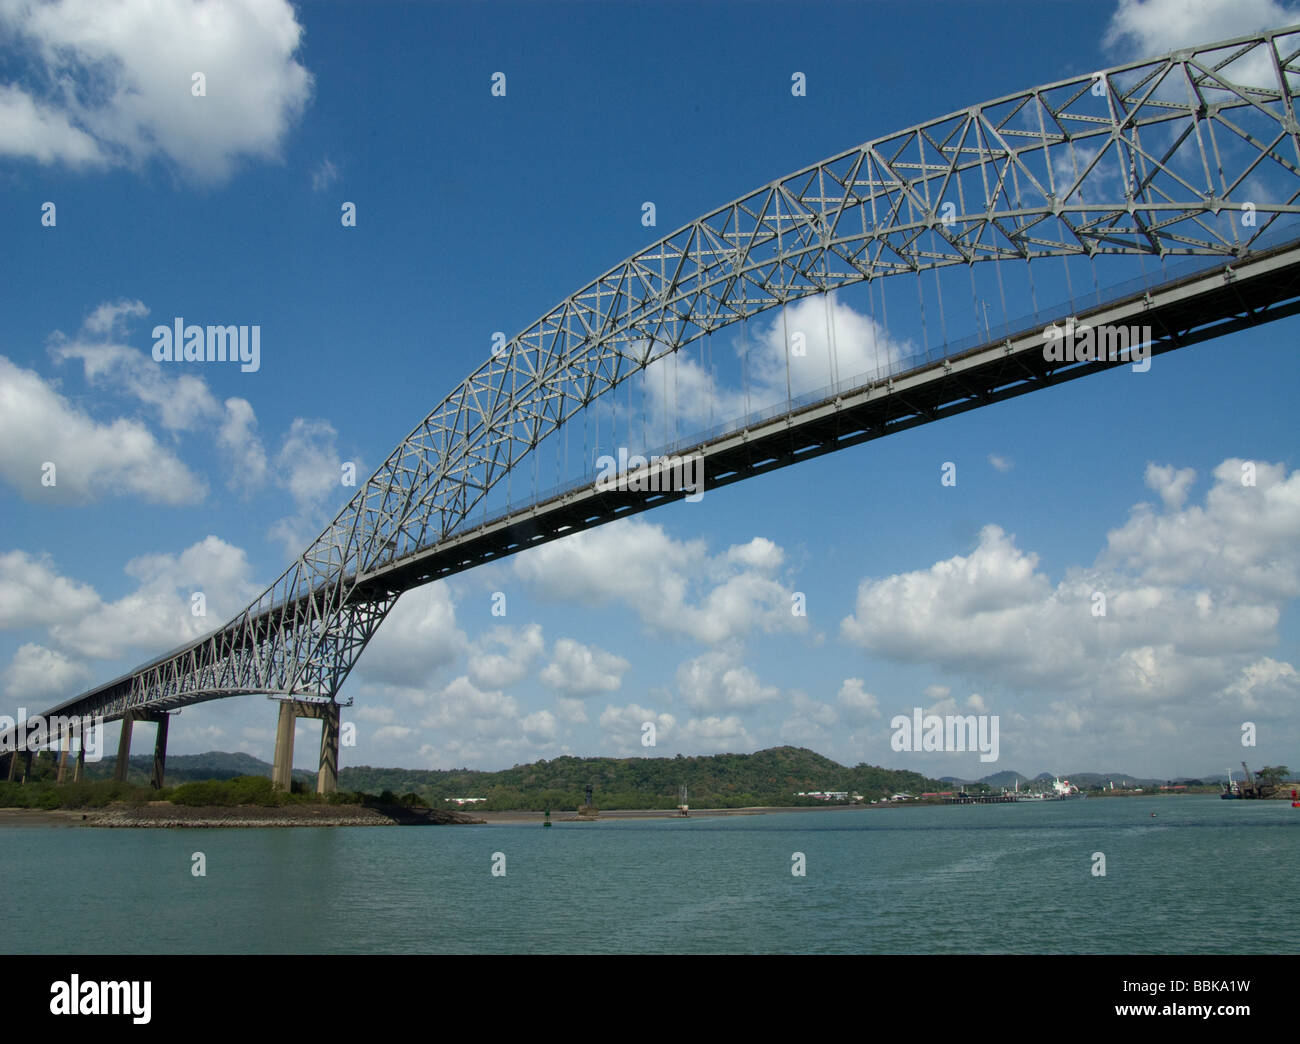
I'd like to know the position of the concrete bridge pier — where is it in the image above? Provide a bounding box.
[73,721,86,783]
[114,712,172,788]
[114,715,133,782]
[3,751,14,781]
[271,699,341,794]
[21,749,32,783]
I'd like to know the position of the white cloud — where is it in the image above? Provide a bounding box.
[218,397,269,492]
[677,647,781,711]
[598,702,676,754]
[779,691,839,746]
[359,585,466,689]
[41,303,271,493]
[0,0,313,182]
[267,418,359,556]
[1220,657,1300,712]
[0,82,101,165]
[0,355,206,504]
[988,454,1014,473]
[0,551,100,628]
[51,535,261,660]
[725,537,784,571]
[1105,0,1300,58]
[1144,462,1196,511]
[52,339,221,432]
[397,674,571,768]
[520,709,558,742]
[2,642,91,699]
[840,460,1300,717]
[467,623,545,689]
[555,697,588,724]
[371,724,414,745]
[638,293,914,435]
[675,715,754,754]
[278,418,344,508]
[514,518,804,644]
[83,299,148,337]
[312,156,339,193]
[540,637,629,695]
[837,677,881,720]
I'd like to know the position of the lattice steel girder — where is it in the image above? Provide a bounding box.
[23,24,1300,729]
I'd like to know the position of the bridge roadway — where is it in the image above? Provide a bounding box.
[9,235,1300,787]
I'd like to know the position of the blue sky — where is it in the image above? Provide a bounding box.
[1,0,1297,781]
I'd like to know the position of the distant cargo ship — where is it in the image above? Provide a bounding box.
[1014,777,1086,801]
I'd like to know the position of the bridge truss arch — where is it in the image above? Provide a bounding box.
[19,24,1300,736]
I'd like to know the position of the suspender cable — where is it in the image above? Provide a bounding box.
[781,302,792,407]
[916,268,930,364]
[741,309,751,420]
[866,275,881,384]
[931,232,949,353]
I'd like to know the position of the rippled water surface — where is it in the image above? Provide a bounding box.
[3,796,1296,953]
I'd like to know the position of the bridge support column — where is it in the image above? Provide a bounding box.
[3,751,15,781]
[57,739,70,783]
[72,719,86,783]
[151,714,169,790]
[114,715,134,782]
[272,701,297,791]
[271,700,342,793]
[317,702,339,795]
[22,749,32,783]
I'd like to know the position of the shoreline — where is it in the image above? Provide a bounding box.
[0,790,1280,829]
[0,804,486,829]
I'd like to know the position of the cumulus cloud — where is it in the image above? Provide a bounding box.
[840,459,1300,719]
[43,302,273,494]
[598,702,676,754]
[0,355,206,504]
[837,678,881,720]
[467,623,545,690]
[675,715,755,754]
[83,299,148,338]
[1104,0,1300,58]
[2,642,91,699]
[725,537,784,571]
[52,338,221,432]
[1145,462,1196,512]
[539,637,629,695]
[218,397,269,492]
[779,691,839,746]
[676,647,781,711]
[267,418,361,556]
[637,293,914,437]
[0,551,100,628]
[513,518,805,644]
[50,535,261,660]
[0,0,313,183]
[359,584,466,689]
[403,675,567,768]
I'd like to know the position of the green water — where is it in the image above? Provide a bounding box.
[1,796,1295,953]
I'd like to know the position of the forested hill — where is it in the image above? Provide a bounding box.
[83,745,943,809]
[341,746,943,810]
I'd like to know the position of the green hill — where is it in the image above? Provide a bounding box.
[71,746,943,810]
[81,750,314,787]
[340,746,942,810]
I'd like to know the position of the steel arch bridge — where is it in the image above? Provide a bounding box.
[8,25,1300,770]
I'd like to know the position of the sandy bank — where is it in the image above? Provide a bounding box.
[0,804,485,828]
